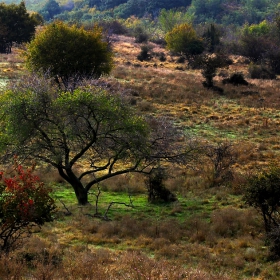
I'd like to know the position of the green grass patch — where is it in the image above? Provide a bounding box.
[51,183,244,224]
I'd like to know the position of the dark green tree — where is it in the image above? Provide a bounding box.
[146,167,177,203]
[39,0,61,21]
[203,24,221,53]
[0,1,42,53]
[195,53,229,89]
[244,168,280,233]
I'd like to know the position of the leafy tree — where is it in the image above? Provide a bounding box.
[239,21,273,62]
[99,0,127,10]
[0,76,192,205]
[242,20,270,37]
[0,1,42,53]
[0,160,55,253]
[113,0,191,18]
[238,20,280,75]
[189,0,224,23]
[193,53,229,89]
[239,33,270,62]
[203,23,221,53]
[165,23,204,59]
[39,0,61,21]
[24,21,114,91]
[113,0,146,18]
[244,168,280,233]
[158,8,194,33]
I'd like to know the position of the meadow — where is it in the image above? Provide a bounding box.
[1,35,280,279]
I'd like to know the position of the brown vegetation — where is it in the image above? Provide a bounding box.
[2,34,280,278]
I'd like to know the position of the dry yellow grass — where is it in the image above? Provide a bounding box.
[109,34,280,175]
[3,36,280,279]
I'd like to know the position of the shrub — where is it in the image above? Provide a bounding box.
[137,44,153,61]
[222,73,249,86]
[203,23,221,53]
[0,160,55,253]
[244,168,280,233]
[267,51,280,75]
[98,20,128,35]
[145,168,177,203]
[248,63,276,79]
[134,26,149,43]
[239,23,272,62]
[204,141,236,186]
[194,53,230,89]
[211,208,245,237]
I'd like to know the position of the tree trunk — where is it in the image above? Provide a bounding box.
[74,186,88,205]
[58,166,89,205]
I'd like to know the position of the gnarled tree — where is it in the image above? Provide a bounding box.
[0,75,195,205]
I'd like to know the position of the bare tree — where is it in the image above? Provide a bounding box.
[204,141,236,186]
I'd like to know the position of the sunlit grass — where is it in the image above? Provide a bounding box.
[3,36,280,278]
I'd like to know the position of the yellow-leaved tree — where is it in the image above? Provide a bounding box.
[165,23,204,59]
[24,21,114,90]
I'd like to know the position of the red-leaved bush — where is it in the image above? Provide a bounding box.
[0,160,55,252]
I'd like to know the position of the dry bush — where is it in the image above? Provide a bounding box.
[0,254,27,279]
[61,250,110,279]
[0,247,232,279]
[157,219,184,242]
[29,261,60,279]
[118,250,190,280]
[118,215,145,238]
[97,221,120,237]
[150,237,171,250]
[137,99,155,111]
[34,166,65,184]
[183,168,213,194]
[157,243,183,258]
[102,173,146,193]
[210,207,260,238]
[102,174,131,192]
[135,235,153,247]
[165,169,189,193]
[187,216,213,243]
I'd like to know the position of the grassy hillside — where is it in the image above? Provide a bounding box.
[1,35,280,279]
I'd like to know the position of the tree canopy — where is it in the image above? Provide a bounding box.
[39,0,61,21]
[0,1,42,53]
[0,76,192,205]
[165,23,204,58]
[24,21,114,90]
[244,168,280,233]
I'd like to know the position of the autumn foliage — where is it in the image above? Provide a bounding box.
[0,160,55,252]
